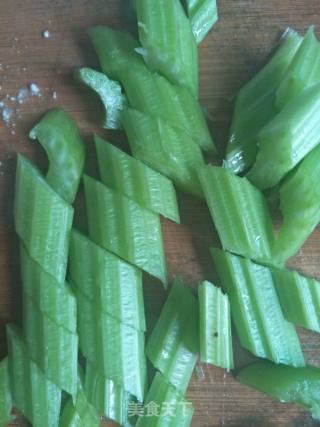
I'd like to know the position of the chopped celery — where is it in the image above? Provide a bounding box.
[29,108,85,204]
[7,324,62,427]
[198,166,275,264]
[146,280,199,394]
[95,135,180,223]
[122,108,205,198]
[238,361,320,420]
[247,83,320,189]
[211,249,305,367]
[136,0,198,96]
[185,0,218,44]
[136,372,194,427]
[83,175,167,285]
[69,229,146,331]
[225,28,302,174]
[14,155,73,284]
[272,267,320,333]
[75,68,126,129]
[0,359,12,427]
[23,295,78,397]
[199,281,234,369]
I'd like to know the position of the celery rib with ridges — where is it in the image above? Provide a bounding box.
[225,28,302,174]
[146,280,199,394]
[94,135,180,223]
[198,166,275,264]
[199,281,234,369]
[211,249,305,367]
[185,0,218,44]
[0,358,12,427]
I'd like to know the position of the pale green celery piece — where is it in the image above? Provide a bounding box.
[276,27,320,109]
[186,0,218,44]
[136,372,194,427]
[0,359,13,427]
[14,155,73,284]
[199,281,234,369]
[7,324,62,427]
[136,0,198,96]
[211,249,305,367]
[94,135,180,223]
[83,175,167,285]
[198,166,275,264]
[23,294,78,397]
[238,361,320,420]
[122,108,205,198]
[146,279,199,394]
[75,68,126,129]
[271,267,320,333]
[247,83,320,190]
[85,361,136,427]
[272,144,320,263]
[69,229,146,331]
[225,28,302,174]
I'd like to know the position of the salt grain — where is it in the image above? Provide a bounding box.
[52,91,58,100]
[2,107,12,124]
[42,30,50,39]
[29,83,41,96]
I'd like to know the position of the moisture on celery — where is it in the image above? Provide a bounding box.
[0,358,12,427]
[185,0,218,44]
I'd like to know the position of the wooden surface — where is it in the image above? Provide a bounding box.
[1,0,320,426]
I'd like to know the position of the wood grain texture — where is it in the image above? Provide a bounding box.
[1,0,320,426]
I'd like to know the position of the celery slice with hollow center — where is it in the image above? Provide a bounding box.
[185,0,218,44]
[0,358,12,427]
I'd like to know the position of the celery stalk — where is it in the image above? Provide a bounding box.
[0,359,12,427]
[185,0,218,44]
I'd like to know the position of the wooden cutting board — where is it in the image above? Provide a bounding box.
[1,1,320,426]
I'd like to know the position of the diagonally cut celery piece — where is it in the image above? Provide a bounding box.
[95,135,180,223]
[185,0,218,44]
[211,249,305,367]
[199,281,234,369]
[0,358,12,427]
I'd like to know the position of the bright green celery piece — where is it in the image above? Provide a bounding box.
[272,144,320,263]
[29,108,85,204]
[238,361,320,420]
[122,108,205,198]
[75,68,126,130]
[185,0,218,44]
[88,27,215,153]
[136,0,198,97]
[146,279,199,394]
[85,361,136,427]
[198,166,275,264]
[136,372,194,427]
[199,281,234,369]
[276,27,320,109]
[211,248,305,367]
[14,155,73,284]
[7,324,61,427]
[75,288,147,402]
[23,294,78,396]
[225,28,302,174]
[83,174,167,285]
[69,229,146,331]
[271,267,320,333]
[95,135,180,223]
[0,359,12,427]
[20,244,76,333]
[247,82,320,190]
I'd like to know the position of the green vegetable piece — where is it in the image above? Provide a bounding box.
[0,359,12,427]
[29,108,85,204]
[122,108,205,198]
[198,166,275,264]
[238,361,320,420]
[95,135,180,223]
[23,295,78,397]
[69,229,146,331]
[146,280,199,394]
[199,281,234,369]
[14,155,73,284]
[211,249,305,367]
[136,0,198,96]
[136,372,194,427]
[83,175,167,285]
[7,324,62,427]
[247,83,320,189]
[225,28,302,174]
[75,68,126,129]
[185,0,218,44]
